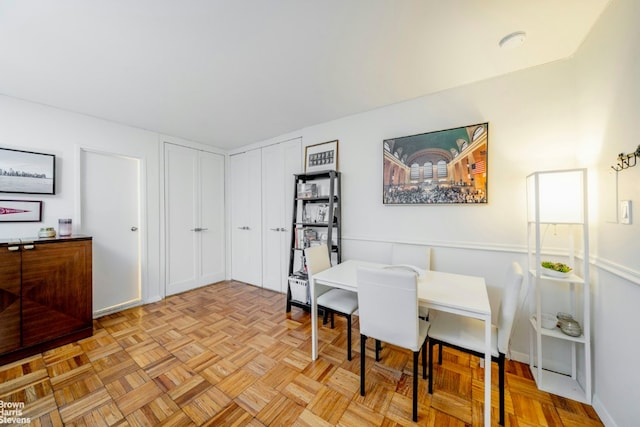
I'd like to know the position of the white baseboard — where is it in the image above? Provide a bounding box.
[509,349,529,364]
[93,299,143,318]
[592,395,617,427]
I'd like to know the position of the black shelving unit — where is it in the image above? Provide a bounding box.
[286,170,341,312]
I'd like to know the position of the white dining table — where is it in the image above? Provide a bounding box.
[309,259,493,427]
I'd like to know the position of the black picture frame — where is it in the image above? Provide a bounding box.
[0,199,43,222]
[383,122,488,205]
[0,147,56,194]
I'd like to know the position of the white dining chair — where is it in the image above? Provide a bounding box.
[427,261,523,425]
[391,243,431,319]
[357,266,430,422]
[305,244,359,360]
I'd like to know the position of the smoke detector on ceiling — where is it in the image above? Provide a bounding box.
[499,31,527,49]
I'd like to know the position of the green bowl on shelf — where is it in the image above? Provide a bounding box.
[541,261,572,278]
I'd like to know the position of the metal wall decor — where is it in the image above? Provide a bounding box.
[611,144,640,172]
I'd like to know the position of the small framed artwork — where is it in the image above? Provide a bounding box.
[305,140,338,173]
[0,147,56,194]
[0,200,43,222]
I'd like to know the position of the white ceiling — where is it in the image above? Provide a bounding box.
[0,0,610,149]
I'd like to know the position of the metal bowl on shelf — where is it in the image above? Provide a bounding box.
[557,312,582,337]
[560,322,582,337]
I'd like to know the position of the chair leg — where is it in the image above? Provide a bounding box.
[347,315,352,361]
[428,339,434,394]
[499,354,505,425]
[413,350,419,422]
[422,340,427,379]
[323,309,328,325]
[360,335,367,396]
[330,312,335,328]
[438,342,443,364]
[375,339,381,361]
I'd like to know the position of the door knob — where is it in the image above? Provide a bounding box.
[131,227,138,231]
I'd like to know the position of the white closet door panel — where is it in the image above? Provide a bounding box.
[166,144,225,296]
[199,151,225,285]
[230,150,262,285]
[244,149,263,286]
[262,139,301,293]
[281,140,301,291]
[262,144,285,292]
[165,144,198,293]
[230,153,247,283]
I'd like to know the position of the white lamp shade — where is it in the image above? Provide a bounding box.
[527,169,585,224]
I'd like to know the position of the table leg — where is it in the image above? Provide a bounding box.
[484,314,491,426]
[311,278,318,360]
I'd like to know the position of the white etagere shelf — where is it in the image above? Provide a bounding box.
[529,369,591,403]
[526,168,592,405]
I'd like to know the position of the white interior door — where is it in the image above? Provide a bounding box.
[262,139,301,293]
[165,144,198,294]
[230,150,262,285]
[198,151,225,285]
[165,143,225,296]
[81,150,141,315]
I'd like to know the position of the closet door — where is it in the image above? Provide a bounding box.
[262,139,301,293]
[165,143,225,296]
[230,149,262,285]
[198,151,226,286]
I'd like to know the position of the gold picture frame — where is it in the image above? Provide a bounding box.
[305,140,338,173]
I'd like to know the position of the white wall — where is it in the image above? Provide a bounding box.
[248,2,639,424]
[574,0,640,425]
[300,62,584,364]
[304,60,580,249]
[1,2,637,422]
[252,57,583,358]
[0,95,164,304]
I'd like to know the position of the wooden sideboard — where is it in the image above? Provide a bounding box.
[0,236,93,365]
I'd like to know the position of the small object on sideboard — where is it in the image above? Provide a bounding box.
[59,218,72,236]
[38,227,56,238]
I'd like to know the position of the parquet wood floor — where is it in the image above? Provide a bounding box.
[0,281,603,426]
